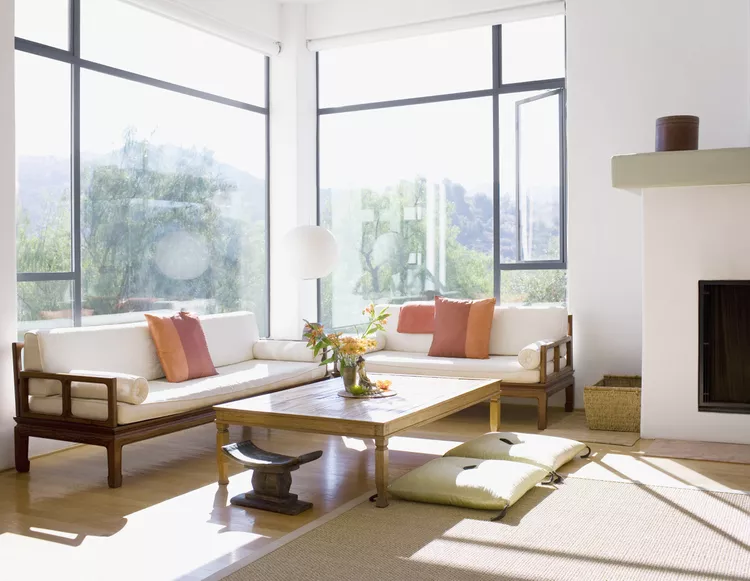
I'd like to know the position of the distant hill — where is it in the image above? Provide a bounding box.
[17,144,267,232]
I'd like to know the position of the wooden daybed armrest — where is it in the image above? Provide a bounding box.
[14,347,119,427]
[538,327,574,384]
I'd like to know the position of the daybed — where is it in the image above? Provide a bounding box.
[364,304,574,429]
[12,312,325,487]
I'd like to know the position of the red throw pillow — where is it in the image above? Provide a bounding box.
[428,296,496,359]
[145,311,218,382]
[397,302,435,334]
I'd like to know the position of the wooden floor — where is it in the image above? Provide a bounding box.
[1,404,750,581]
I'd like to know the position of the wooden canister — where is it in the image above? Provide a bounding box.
[655,115,699,151]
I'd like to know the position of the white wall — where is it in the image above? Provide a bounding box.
[642,185,750,444]
[566,0,750,405]
[0,0,17,470]
[126,0,281,48]
[269,3,319,339]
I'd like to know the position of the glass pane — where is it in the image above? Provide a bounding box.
[517,91,561,262]
[18,280,74,336]
[500,270,566,306]
[16,52,72,273]
[81,0,266,106]
[319,98,494,329]
[498,90,562,263]
[502,15,565,84]
[15,0,69,49]
[80,70,268,334]
[318,27,492,108]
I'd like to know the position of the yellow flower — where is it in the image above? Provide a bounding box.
[376,379,392,391]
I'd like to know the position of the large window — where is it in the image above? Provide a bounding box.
[15,1,269,336]
[318,18,566,329]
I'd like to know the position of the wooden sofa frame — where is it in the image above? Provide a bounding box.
[496,314,574,430]
[12,342,234,488]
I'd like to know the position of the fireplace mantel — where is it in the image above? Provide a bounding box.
[611,147,750,190]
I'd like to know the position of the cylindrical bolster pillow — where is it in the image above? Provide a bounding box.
[518,341,568,370]
[253,340,320,363]
[69,370,149,405]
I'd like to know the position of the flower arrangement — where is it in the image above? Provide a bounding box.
[303,303,391,395]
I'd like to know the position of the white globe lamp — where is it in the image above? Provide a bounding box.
[283,225,339,280]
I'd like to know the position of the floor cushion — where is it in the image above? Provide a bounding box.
[388,457,549,512]
[445,432,590,472]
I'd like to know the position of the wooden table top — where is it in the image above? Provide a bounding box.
[214,373,502,438]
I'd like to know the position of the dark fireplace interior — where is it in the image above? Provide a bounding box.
[699,281,750,413]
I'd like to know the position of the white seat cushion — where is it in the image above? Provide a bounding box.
[29,360,326,424]
[363,350,564,383]
[445,432,589,471]
[388,457,549,511]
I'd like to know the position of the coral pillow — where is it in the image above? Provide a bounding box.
[428,296,496,359]
[397,302,435,334]
[145,312,218,383]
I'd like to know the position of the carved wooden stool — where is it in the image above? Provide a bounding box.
[222,440,323,515]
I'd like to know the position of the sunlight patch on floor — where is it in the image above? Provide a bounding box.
[566,452,742,492]
[0,479,268,581]
[388,436,463,456]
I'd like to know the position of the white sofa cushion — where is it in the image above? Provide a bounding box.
[24,311,261,396]
[253,339,318,362]
[68,370,149,405]
[202,311,259,367]
[364,350,564,383]
[518,341,568,370]
[489,306,569,356]
[28,359,327,424]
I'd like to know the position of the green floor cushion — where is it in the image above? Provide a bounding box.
[388,457,549,512]
[444,432,590,472]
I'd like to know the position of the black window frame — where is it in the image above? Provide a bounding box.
[15,0,271,334]
[315,21,566,319]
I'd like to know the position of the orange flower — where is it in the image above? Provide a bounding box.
[376,379,392,391]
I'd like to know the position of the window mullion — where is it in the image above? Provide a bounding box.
[71,0,82,327]
[492,25,501,302]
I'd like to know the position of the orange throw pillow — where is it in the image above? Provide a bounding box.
[397,302,435,334]
[145,312,218,383]
[428,296,496,359]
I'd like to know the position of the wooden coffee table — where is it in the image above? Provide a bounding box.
[214,374,502,508]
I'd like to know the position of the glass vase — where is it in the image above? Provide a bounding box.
[340,364,358,393]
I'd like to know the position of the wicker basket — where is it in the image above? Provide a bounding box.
[583,375,642,432]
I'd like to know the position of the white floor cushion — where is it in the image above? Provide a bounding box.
[388,457,549,512]
[445,432,589,472]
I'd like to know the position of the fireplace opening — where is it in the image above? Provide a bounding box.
[699,280,750,413]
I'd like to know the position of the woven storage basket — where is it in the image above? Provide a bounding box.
[584,375,642,432]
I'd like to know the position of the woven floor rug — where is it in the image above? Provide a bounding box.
[215,478,750,581]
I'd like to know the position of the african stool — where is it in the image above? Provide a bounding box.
[222,440,323,515]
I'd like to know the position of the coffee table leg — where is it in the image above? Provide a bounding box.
[216,420,230,485]
[490,397,500,432]
[375,436,389,508]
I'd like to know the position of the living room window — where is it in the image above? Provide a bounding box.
[15,0,269,336]
[317,17,566,329]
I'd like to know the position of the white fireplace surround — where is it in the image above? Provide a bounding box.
[613,148,750,445]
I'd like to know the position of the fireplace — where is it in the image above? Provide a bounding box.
[699,280,750,413]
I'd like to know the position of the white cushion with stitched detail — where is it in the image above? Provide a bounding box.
[388,456,549,511]
[445,432,588,472]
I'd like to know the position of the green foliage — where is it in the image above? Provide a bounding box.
[17,132,267,326]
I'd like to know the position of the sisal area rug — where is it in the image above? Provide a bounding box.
[214,478,750,581]
[646,439,750,465]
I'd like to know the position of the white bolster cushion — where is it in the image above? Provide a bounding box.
[253,340,319,363]
[68,370,149,405]
[518,341,568,370]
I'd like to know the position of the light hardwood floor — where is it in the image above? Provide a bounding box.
[1,404,749,581]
